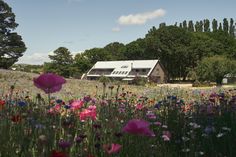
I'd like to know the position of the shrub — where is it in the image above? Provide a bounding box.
[132,76,147,86]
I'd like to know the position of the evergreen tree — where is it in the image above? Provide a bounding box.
[229,18,235,36]
[212,19,218,32]
[0,0,26,69]
[199,21,204,32]
[44,47,74,77]
[203,19,210,32]
[188,20,194,32]
[223,18,229,33]
[219,23,223,31]
[183,20,187,30]
[159,22,166,28]
[195,21,201,32]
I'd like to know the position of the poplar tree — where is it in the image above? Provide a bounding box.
[212,19,218,32]
[229,18,235,36]
[223,18,229,33]
[203,19,210,32]
[188,20,194,32]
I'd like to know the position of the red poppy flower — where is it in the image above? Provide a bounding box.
[11,115,21,123]
[33,73,66,94]
[50,150,68,157]
[0,100,5,110]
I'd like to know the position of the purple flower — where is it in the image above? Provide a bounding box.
[33,73,66,94]
[58,140,71,149]
[122,119,155,137]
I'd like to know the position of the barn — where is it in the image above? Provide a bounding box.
[86,60,167,83]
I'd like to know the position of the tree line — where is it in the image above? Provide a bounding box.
[43,18,236,84]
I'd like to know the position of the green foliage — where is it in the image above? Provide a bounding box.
[83,48,112,65]
[203,19,210,32]
[196,56,236,85]
[132,76,147,86]
[146,26,192,80]
[212,19,218,32]
[99,75,110,84]
[223,18,229,33]
[0,0,26,69]
[103,42,125,60]
[123,38,146,60]
[43,47,74,78]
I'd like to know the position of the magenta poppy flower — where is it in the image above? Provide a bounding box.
[33,73,66,94]
[122,119,155,137]
[103,143,122,154]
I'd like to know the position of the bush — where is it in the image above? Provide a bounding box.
[132,76,147,86]
[192,80,216,87]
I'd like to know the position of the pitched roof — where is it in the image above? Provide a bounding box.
[87,59,159,77]
[92,60,158,68]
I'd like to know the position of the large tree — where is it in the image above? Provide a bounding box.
[145,26,192,80]
[44,47,74,77]
[104,42,125,60]
[0,0,26,69]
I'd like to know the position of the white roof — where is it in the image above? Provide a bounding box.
[92,60,159,69]
[87,60,159,78]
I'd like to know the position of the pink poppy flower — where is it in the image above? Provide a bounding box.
[79,108,97,121]
[122,119,155,137]
[87,105,96,111]
[70,100,84,111]
[103,143,122,154]
[48,104,61,114]
[33,73,66,94]
[135,103,143,110]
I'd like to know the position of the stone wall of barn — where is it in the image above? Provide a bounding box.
[149,63,166,83]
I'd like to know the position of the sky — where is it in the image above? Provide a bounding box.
[4,0,236,65]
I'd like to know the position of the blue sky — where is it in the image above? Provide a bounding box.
[4,0,236,64]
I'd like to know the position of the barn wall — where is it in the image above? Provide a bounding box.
[149,63,166,83]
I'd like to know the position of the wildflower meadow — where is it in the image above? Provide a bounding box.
[0,72,236,157]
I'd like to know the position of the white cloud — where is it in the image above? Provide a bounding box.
[112,27,121,32]
[17,52,51,65]
[118,9,166,25]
